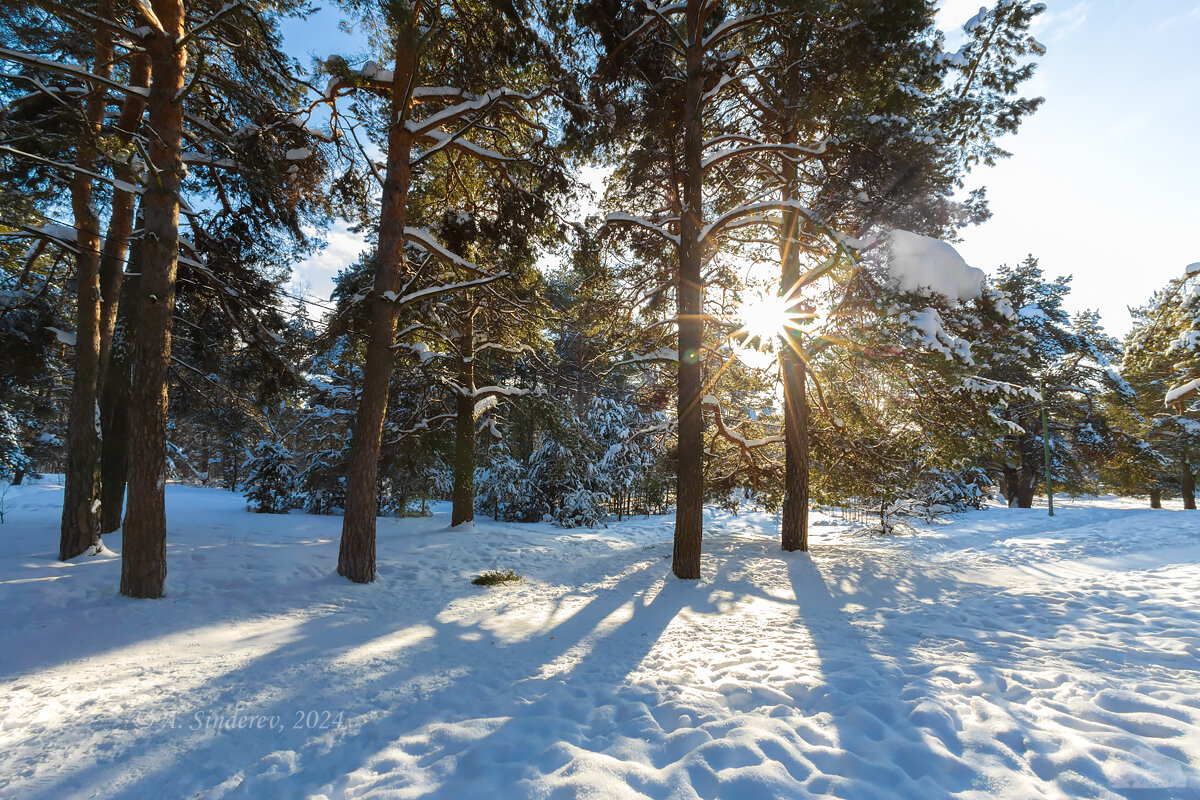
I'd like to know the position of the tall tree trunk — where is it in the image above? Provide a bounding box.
[1002,464,1018,507]
[98,54,150,375]
[120,3,186,598]
[1149,487,1162,509]
[779,158,808,553]
[60,9,113,560]
[451,320,476,526]
[671,1,707,580]
[338,31,416,583]
[1182,448,1196,510]
[100,266,138,534]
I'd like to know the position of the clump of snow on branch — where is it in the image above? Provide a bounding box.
[885,230,984,302]
[900,308,974,364]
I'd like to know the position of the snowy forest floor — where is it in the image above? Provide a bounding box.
[1,482,1199,799]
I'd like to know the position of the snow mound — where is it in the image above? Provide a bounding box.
[885,229,984,302]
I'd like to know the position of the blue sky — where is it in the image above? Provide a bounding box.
[282,1,1200,336]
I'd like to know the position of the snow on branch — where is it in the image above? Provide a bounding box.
[701,140,830,171]
[885,230,983,302]
[956,376,1041,401]
[0,145,143,194]
[1,222,81,253]
[403,227,486,275]
[615,347,678,367]
[1165,378,1200,407]
[413,128,513,165]
[405,87,544,138]
[900,308,974,364]
[178,1,246,48]
[386,272,509,307]
[700,199,820,243]
[476,343,535,357]
[702,395,784,449]
[182,152,238,170]
[0,48,149,99]
[604,213,680,245]
[701,11,780,49]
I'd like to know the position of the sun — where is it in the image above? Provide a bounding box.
[737,293,799,348]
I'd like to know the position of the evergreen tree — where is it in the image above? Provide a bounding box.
[243,440,297,513]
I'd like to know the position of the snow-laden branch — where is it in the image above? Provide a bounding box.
[405,87,543,138]
[0,144,143,194]
[178,1,246,48]
[701,11,779,49]
[1166,378,1200,407]
[1,222,81,254]
[182,152,238,170]
[403,227,487,275]
[412,128,512,165]
[615,347,678,367]
[956,376,1041,402]
[477,342,535,357]
[604,213,680,245]
[701,139,830,171]
[702,395,783,449]
[384,272,509,307]
[700,199,818,242]
[445,381,532,401]
[0,48,151,99]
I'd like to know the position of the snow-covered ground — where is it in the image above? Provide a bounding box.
[1,481,1198,799]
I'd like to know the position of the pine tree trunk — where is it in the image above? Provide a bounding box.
[59,12,113,561]
[1002,465,1018,507]
[1016,468,1035,509]
[100,226,141,534]
[120,4,186,599]
[779,157,808,553]
[338,31,416,583]
[99,362,130,533]
[1150,488,1162,509]
[1182,451,1196,511]
[781,350,809,551]
[671,2,707,580]
[98,54,150,376]
[451,323,476,527]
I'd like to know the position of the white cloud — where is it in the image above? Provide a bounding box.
[289,220,369,305]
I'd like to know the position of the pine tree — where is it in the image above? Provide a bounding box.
[327,0,568,581]
[244,440,297,513]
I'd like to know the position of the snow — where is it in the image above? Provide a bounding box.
[2,483,1200,798]
[1185,262,1200,277]
[36,223,77,244]
[284,148,312,161]
[885,230,984,302]
[45,327,76,346]
[1164,377,1200,405]
[901,307,975,364]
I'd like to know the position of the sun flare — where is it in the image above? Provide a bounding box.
[737,293,798,347]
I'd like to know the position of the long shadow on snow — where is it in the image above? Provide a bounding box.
[68,540,682,799]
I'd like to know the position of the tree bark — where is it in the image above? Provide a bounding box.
[1149,487,1162,509]
[451,320,476,526]
[779,156,808,553]
[98,53,150,375]
[100,267,137,534]
[671,1,708,580]
[1002,464,1018,507]
[337,28,416,583]
[1182,449,1196,511]
[120,2,187,598]
[1016,466,1035,509]
[60,8,113,561]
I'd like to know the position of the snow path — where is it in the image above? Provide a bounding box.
[1,484,1198,798]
